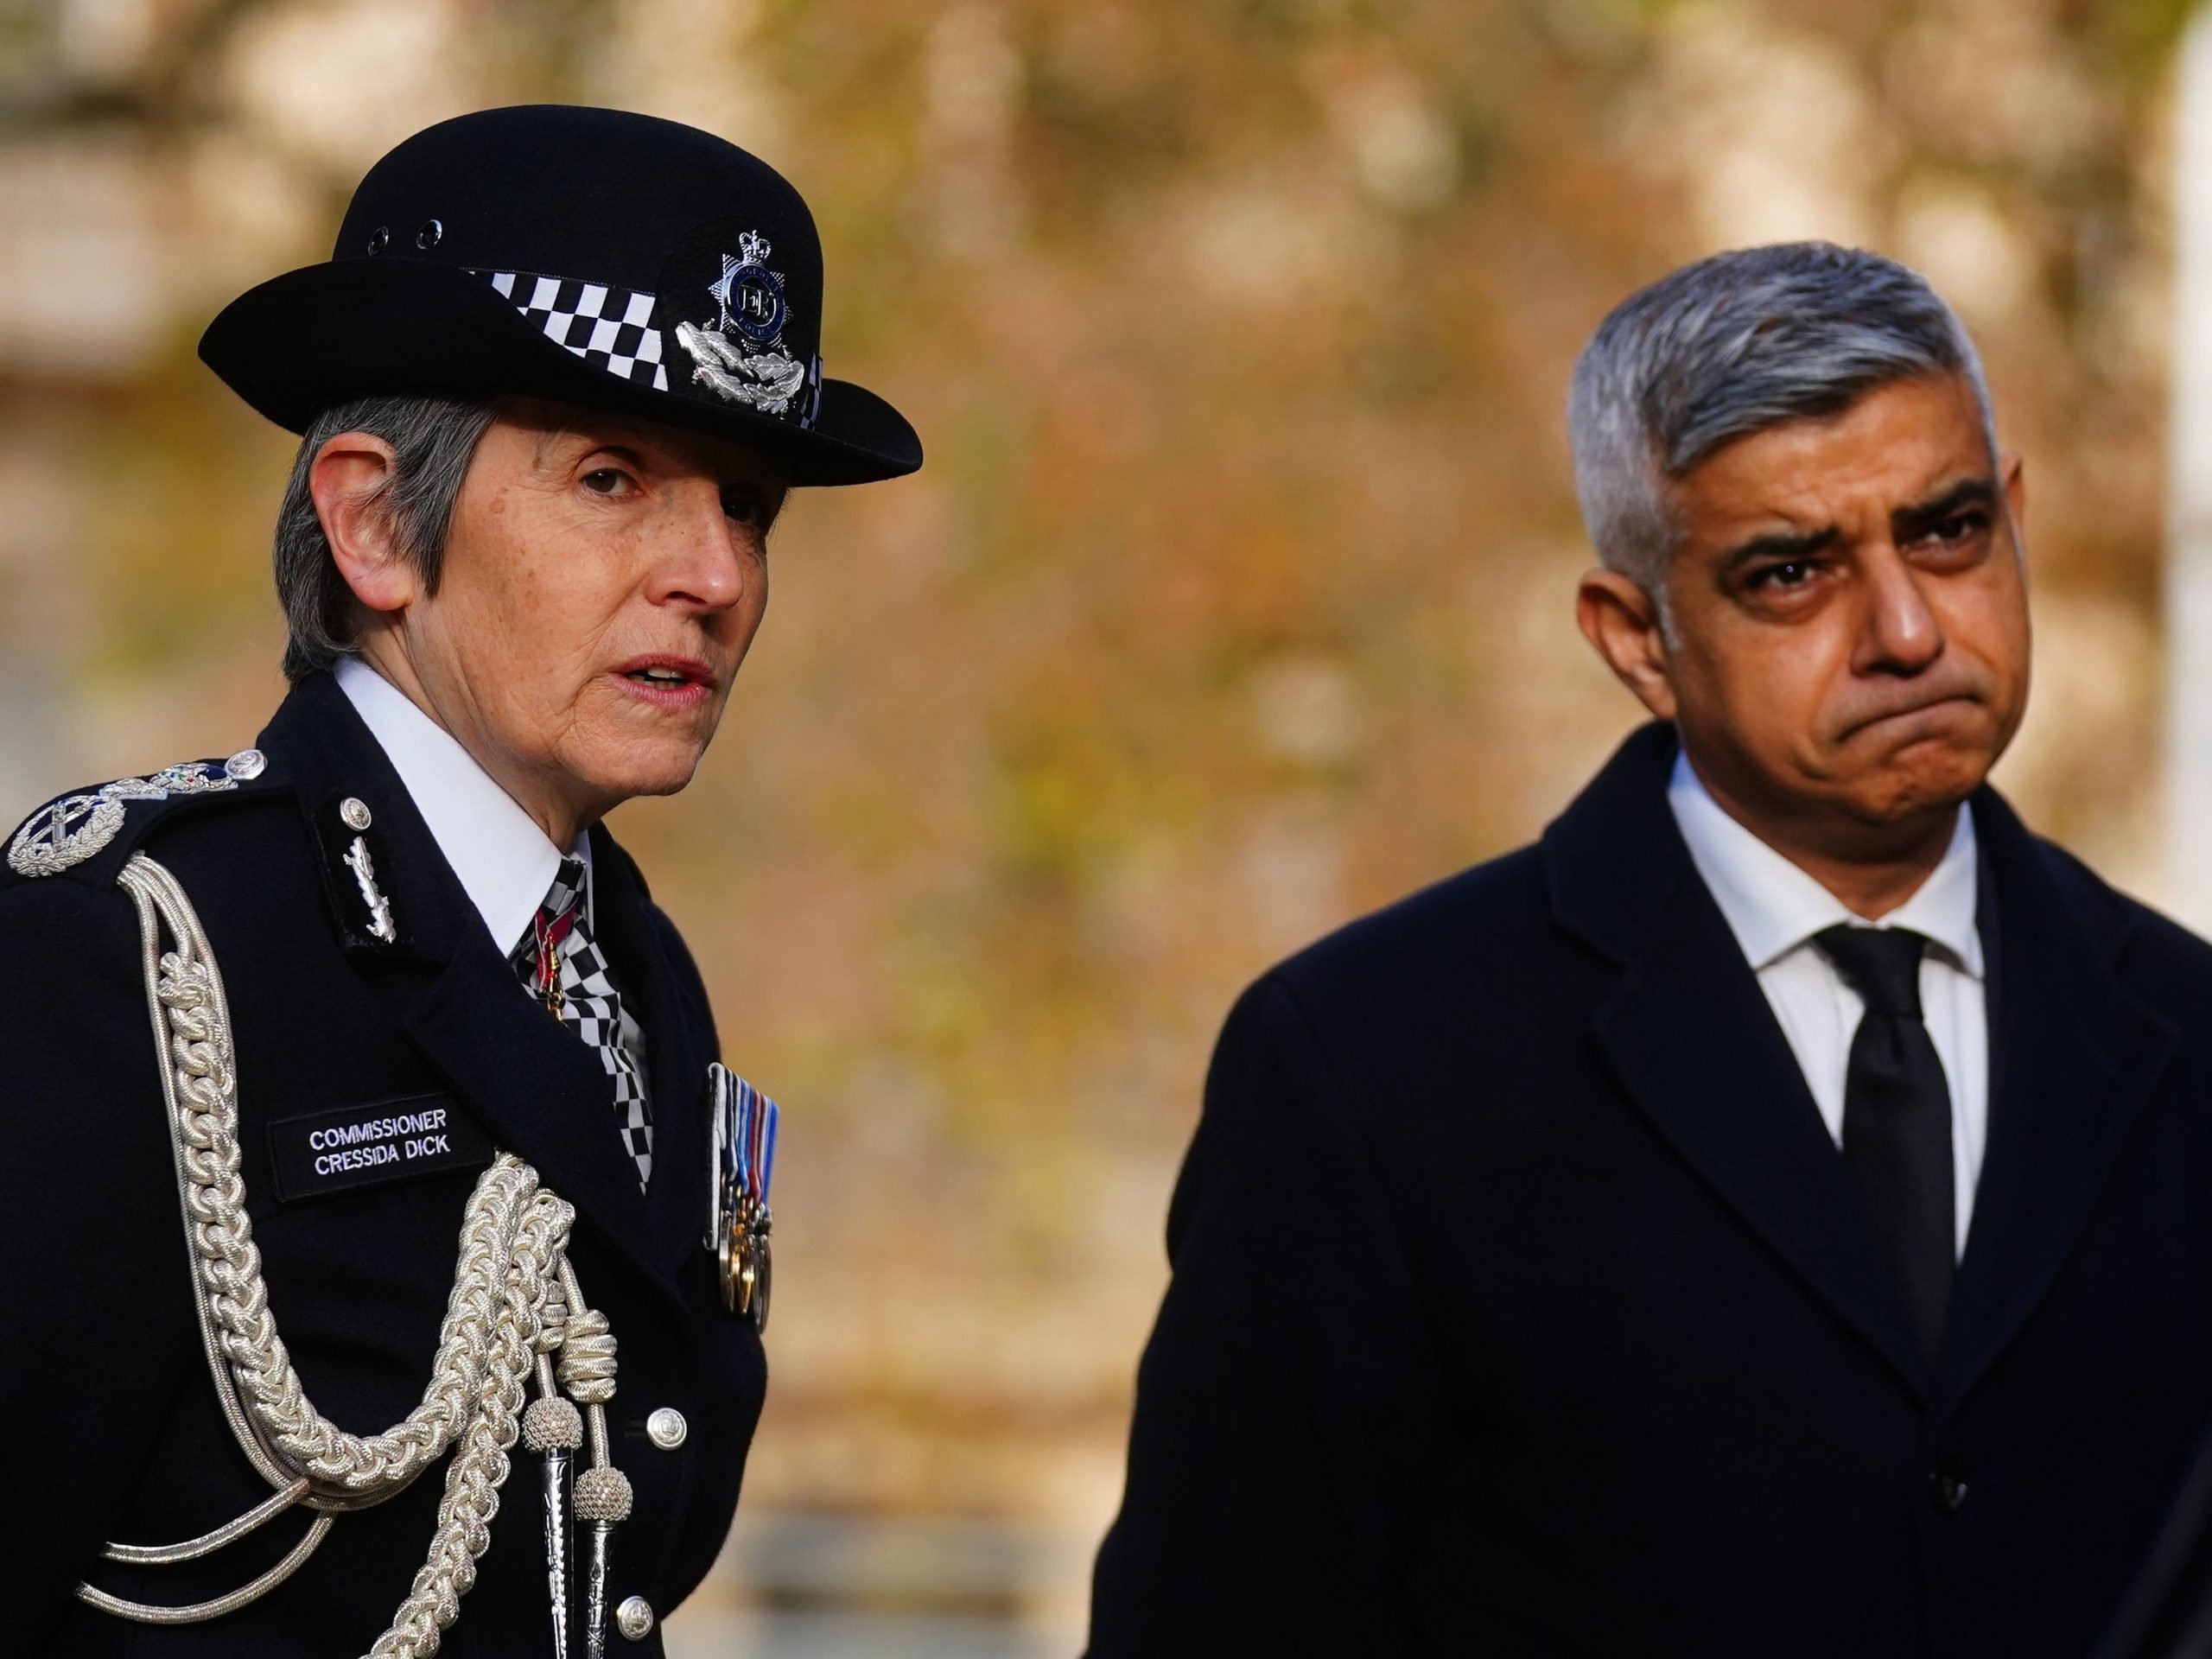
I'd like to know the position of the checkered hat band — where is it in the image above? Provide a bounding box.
[480,269,670,392]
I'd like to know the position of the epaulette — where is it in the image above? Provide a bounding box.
[1,747,281,893]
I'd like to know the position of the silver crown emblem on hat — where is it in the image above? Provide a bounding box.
[676,229,807,417]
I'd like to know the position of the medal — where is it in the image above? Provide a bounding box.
[706,1065,778,1330]
[532,908,575,1018]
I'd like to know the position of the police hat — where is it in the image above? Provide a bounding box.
[200,105,920,486]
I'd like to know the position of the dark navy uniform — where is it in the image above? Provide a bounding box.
[6,671,764,1654]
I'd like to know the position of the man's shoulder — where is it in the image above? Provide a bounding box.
[1263,839,1558,1019]
[0,747,289,912]
[2018,828,2212,1001]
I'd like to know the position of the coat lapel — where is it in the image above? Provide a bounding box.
[1938,791,2177,1402]
[257,675,682,1311]
[1548,723,1930,1398]
[380,939,675,1300]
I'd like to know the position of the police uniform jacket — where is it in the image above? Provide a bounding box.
[1089,721,2212,1659]
[6,670,766,1655]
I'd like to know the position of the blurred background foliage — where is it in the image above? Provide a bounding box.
[0,0,2196,1649]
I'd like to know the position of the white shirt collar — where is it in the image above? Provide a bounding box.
[1667,749,1983,979]
[335,655,588,956]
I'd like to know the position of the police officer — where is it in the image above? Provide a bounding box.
[3,105,918,1656]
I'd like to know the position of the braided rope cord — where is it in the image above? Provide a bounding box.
[78,853,621,1656]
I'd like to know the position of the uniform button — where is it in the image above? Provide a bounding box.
[615,1595,655,1641]
[339,797,372,830]
[224,747,266,781]
[1929,1463,1969,1513]
[645,1407,688,1451]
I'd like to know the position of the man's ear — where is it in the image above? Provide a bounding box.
[2002,448,2027,545]
[310,432,417,615]
[1576,567,1679,721]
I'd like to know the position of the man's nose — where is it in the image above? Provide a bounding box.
[646,493,747,613]
[1855,545,1944,674]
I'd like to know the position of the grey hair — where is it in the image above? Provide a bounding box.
[1567,242,1997,599]
[273,394,499,681]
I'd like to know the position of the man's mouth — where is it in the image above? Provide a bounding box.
[1842,691,1977,741]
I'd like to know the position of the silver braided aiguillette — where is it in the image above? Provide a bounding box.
[78,852,632,1658]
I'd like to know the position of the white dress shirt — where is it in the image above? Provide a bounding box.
[1667,753,1988,1255]
[335,655,590,954]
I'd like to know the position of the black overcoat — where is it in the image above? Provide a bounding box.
[1090,722,2212,1658]
[4,672,766,1656]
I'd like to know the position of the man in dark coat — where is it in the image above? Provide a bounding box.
[4,106,919,1655]
[1088,243,2212,1657]
[2102,1439,2212,1657]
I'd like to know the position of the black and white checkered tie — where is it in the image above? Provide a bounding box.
[514,855,654,1188]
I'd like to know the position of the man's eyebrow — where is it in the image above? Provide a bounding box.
[1718,523,1840,572]
[1892,476,1998,540]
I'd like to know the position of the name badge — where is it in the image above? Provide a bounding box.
[268,1092,493,1203]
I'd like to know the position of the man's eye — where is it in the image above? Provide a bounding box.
[1752,561,1817,590]
[1926,512,1986,544]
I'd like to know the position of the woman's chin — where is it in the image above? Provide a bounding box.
[565,737,709,806]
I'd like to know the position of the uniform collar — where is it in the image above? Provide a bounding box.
[334,655,590,955]
[1668,750,1983,980]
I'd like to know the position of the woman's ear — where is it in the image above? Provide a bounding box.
[311,433,418,614]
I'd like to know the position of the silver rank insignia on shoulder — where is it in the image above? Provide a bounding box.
[706,1063,778,1331]
[5,748,262,877]
[7,794,124,877]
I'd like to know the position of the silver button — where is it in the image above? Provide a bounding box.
[225,747,266,781]
[645,1407,687,1451]
[339,797,372,831]
[615,1595,655,1641]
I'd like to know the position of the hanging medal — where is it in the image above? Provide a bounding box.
[706,1063,778,1331]
[533,906,575,1019]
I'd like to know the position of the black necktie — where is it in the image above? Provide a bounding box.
[1815,925,1954,1357]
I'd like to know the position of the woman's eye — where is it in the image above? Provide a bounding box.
[724,492,767,528]
[582,468,629,495]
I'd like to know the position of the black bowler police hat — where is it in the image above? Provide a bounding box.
[200,105,920,486]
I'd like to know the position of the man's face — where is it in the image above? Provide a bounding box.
[399,400,786,824]
[1611,372,2031,846]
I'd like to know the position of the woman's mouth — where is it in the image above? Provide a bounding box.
[614,656,715,709]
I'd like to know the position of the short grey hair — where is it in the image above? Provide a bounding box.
[1568,242,1996,594]
[273,394,499,681]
